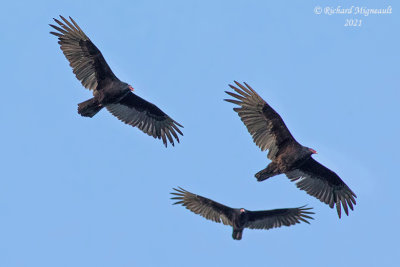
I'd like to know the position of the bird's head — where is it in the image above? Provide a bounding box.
[308,147,317,154]
[239,208,246,213]
[128,85,134,92]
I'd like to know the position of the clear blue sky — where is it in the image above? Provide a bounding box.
[1,0,399,266]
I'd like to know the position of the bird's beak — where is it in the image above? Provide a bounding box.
[309,148,317,154]
[129,85,134,92]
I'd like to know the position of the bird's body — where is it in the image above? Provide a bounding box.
[230,210,248,240]
[225,81,356,218]
[171,187,314,240]
[77,80,129,118]
[92,81,129,106]
[256,144,313,180]
[50,16,183,147]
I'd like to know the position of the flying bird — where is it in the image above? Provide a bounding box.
[225,81,356,218]
[49,16,183,147]
[171,187,314,240]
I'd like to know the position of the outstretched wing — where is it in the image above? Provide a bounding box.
[245,206,314,230]
[171,187,234,226]
[50,15,118,91]
[225,81,298,160]
[286,158,357,218]
[106,93,183,147]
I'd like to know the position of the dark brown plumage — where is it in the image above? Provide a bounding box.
[225,81,356,218]
[50,16,183,147]
[171,187,314,240]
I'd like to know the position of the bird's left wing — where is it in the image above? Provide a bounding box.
[106,93,183,147]
[286,158,357,218]
[171,187,234,226]
[245,206,314,230]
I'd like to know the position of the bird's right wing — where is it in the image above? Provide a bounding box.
[245,206,314,230]
[106,92,183,147]
[50,16,119,91]
[171,187,234,226]
[225,81,298,160]
[285,158,357,218]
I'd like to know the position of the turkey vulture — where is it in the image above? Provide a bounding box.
[49,16,183,147]
[171,187,314,240]
[225,81,356,218]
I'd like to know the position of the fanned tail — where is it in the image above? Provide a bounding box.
[78,98,102,117]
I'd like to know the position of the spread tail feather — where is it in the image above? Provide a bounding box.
[255,162,281,182]
[78,98,102,118]
[232,229,243,240]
